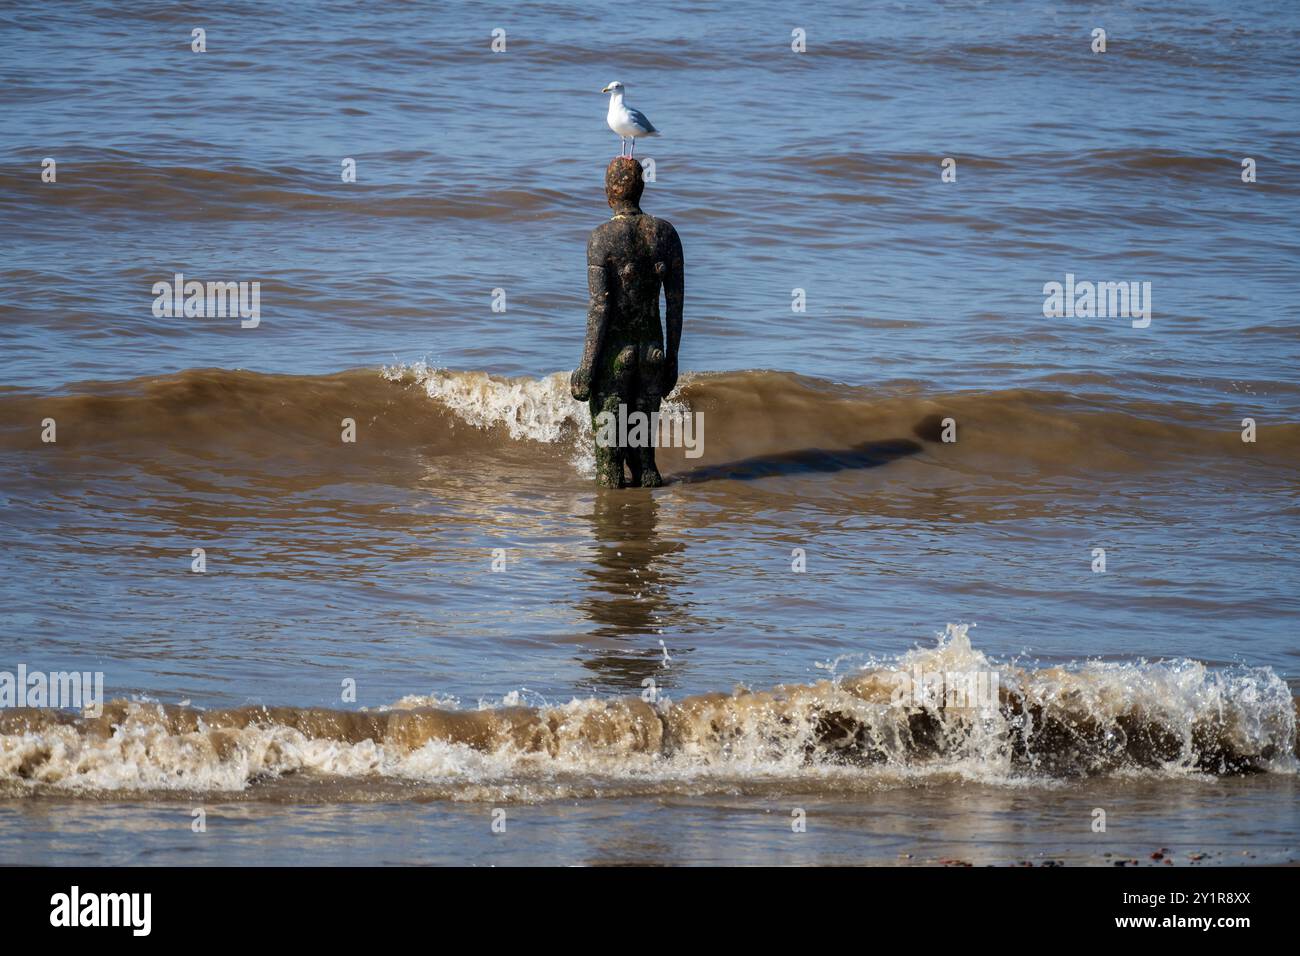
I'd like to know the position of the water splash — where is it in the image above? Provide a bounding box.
[2,626,1293,798]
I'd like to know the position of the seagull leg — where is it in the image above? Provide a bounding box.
[630,138,636,159]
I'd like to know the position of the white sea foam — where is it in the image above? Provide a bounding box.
[381,362,693,475]
[1,626,1293,798]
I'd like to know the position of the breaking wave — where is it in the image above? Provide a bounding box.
[1,627,1294,799]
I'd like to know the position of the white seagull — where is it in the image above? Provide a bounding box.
[602,80,658,158]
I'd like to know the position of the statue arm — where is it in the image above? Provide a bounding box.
[662,225,684,393]
[572,235,609,401]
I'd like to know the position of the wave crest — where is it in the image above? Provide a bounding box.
[2,626,1293,798]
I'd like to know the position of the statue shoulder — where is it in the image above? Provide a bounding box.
[652,216,683,255]
[649,215,680,241]
[587,220,619,256]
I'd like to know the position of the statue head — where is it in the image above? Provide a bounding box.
[605,156,644,210]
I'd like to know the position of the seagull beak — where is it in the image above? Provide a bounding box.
[601,86,610,93]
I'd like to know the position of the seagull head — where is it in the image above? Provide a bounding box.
[601,81,624,94]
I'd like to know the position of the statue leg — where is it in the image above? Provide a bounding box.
[632,402,663,486]
[590,345,638,489]
[633,345,665,488]
[590,390,625,488]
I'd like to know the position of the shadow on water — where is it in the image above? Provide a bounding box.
[674,437,925,483]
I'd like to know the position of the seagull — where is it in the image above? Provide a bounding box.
[601,81,658,158]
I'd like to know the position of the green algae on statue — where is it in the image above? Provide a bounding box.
[571,157,685,488]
